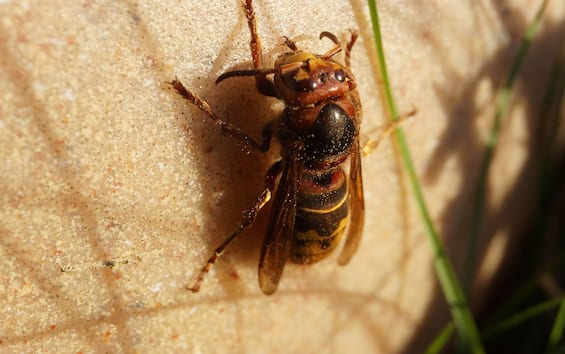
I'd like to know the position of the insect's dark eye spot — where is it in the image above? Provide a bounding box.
[335,69,345,82]
[282,70,316,92]
[320,72,329,82]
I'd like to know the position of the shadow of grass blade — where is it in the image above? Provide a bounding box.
[366,0,484,352]
[463,0,552,297]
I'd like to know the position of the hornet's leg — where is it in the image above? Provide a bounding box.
[242,0,277,97]
[187,160,284,292]
[171,79,272,152]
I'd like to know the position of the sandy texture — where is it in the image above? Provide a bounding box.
[1,0,563,353]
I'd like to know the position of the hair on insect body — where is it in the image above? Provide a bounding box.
[171,0,364,295]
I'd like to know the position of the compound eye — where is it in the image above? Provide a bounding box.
[281,62,321,92]
[282,71,317,92]
[335,69,345,82]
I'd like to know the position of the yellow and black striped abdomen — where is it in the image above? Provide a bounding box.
[292,168,350,264]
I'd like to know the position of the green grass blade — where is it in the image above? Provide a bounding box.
[425,322,455,354]
[482,295,565,340]
[548,298,565,353]
[367,1,484,352]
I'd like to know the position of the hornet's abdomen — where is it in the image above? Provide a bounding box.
[292,168,350,264]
